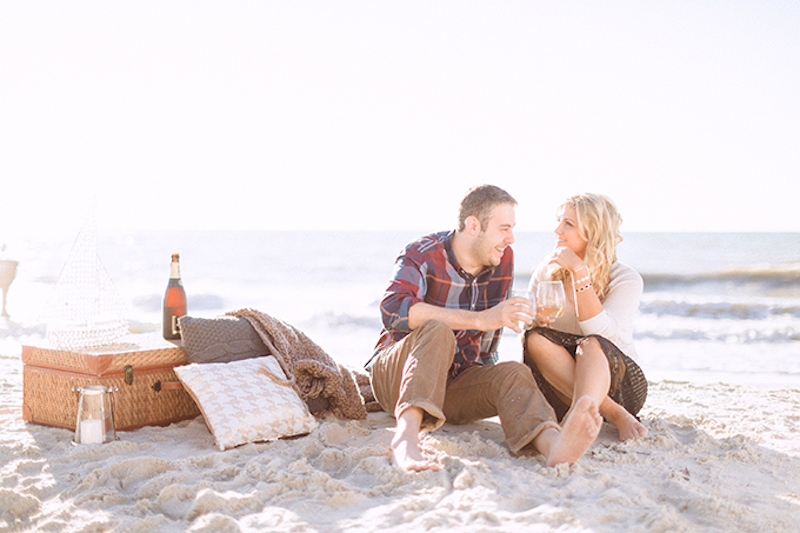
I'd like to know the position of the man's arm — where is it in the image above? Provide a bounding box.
[408,299,530,334]
[381,234,530,335]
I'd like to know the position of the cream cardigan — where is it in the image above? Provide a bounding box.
[528,261,643,359]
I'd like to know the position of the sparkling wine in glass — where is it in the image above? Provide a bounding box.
[536,281,565,322]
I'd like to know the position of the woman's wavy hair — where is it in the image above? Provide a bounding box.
[550,193,623,301]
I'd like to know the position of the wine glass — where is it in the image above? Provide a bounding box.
[510,290,534,331]
[0,256,18,318]
[535,281,565,323]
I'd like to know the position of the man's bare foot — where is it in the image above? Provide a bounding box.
[545,396,602,467]
[392,407,439,472]
[391,431,439,472]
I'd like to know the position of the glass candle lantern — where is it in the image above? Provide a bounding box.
[73,385,117,445]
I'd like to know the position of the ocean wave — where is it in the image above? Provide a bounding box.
[643,267,800,290]
[131,293,227,312]
[640,300,800,320]
[517,266,800,297]
[304,311,381,330]
[0,321,47,343]
[635,328,800,344]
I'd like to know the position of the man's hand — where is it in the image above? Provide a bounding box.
[483,297,534,334]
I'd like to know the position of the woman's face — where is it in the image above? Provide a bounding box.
[555,205,588,258]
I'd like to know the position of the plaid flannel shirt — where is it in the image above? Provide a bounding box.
[370,231,514,378]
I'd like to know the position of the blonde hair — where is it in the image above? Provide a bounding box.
[551,193,623,301]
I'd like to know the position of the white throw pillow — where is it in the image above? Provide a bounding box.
[174,356,317,450]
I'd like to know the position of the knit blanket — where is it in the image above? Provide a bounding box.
[227,308,366,420]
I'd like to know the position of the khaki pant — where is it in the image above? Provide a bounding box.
[370,320,559,455]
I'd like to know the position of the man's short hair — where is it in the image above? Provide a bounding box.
[457,185,517,232]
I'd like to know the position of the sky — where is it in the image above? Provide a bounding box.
[1,1,799,240]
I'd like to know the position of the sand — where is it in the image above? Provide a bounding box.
[2,348,799,532]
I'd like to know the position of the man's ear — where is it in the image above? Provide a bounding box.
[464,215,481,236]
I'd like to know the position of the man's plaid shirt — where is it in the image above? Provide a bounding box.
[371,230,514,378]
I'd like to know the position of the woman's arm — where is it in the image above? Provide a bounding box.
[570,263,604,322]
[578,264,643,340]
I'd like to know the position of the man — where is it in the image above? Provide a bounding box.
[367,185,602,472]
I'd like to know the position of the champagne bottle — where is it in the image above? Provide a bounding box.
[162,253,187,340]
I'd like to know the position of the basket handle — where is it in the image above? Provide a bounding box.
[151,380,183,392]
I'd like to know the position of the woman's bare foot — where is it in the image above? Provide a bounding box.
[545,396,603,467]
[602,399,647,441]
[610,411,647,441]
[392,407,439,472]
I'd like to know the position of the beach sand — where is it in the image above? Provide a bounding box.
[2,348,799,532]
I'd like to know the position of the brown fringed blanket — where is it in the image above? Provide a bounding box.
[228,308,367,420]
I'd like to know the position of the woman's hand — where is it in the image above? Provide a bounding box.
[549,246,584,272]
[534,313,555,328]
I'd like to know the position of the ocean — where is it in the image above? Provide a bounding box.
[1,230,798,390]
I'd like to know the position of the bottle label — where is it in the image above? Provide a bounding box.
[171,315,181,335]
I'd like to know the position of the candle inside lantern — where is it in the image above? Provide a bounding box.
[80,418,104,445]
[73,384,117,446]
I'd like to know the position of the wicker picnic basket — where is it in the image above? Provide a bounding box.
[22,333,200,431]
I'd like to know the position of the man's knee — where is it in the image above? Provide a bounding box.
[416,319,455,339]
[411,320,457,362]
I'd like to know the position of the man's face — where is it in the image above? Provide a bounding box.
[473,203,516,268]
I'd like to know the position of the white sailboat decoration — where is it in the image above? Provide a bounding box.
[46,208,129,349]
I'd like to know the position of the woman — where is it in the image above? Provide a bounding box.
[524,193,648,441]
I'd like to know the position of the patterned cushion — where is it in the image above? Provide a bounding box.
[178,316,269,364]
[174,357,317,450]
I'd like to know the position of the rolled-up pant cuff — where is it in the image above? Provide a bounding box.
[395,400,446,432]
[509,420,560,455]
[370,320,456,432]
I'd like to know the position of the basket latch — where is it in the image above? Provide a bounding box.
[123,365,134,386]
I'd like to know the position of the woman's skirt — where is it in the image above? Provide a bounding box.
[523,327,648,421]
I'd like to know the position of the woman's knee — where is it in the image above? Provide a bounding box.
[524,331,558,365]
[575,336,603,362]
